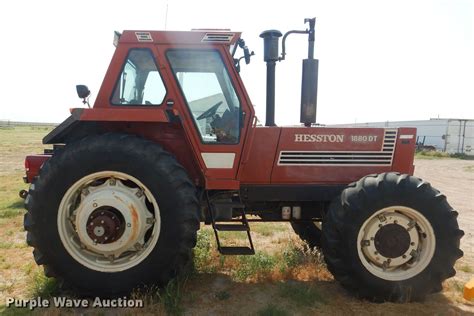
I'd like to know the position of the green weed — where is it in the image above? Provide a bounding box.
[458,264,473,273]
[193,229,215,273]
[29,270,59,298]
[278,281,326,306]
[0,242,13,249]
[158,277,188,316]
[21,263,34,275]
[252,222,288,237]
[233,252,276,281]
[448,280,464,293]
[131,277,189,315]
[257,304,289,316]
[0,208,23,219]
[281,245,305,270]
[464,165,474,172]
[215,290,230,301]
[416,150,474,160]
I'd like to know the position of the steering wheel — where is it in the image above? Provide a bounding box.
[196,101,223,120]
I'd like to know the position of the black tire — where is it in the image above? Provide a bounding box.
[322,172,464,302]
[291,222,322,249]
[24,133,200,296]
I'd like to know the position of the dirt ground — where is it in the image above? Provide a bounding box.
[0,127,473,315]
[414,159,474,267]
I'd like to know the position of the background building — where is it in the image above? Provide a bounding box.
[331,118,473,155]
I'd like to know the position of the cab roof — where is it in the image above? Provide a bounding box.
[118,30,242,46]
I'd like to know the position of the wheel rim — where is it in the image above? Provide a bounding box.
[58,171,161,272]
[357,206,435,281]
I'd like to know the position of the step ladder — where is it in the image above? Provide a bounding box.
[207,199,255,255]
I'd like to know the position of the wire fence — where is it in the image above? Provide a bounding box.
[0,120,58,129]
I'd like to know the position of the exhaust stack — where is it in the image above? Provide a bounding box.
[300,18,318,127]
[259,30,282,127]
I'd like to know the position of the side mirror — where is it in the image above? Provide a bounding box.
[243,47,255,65]
[76,85,90,99]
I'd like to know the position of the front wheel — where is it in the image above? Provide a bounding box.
[322,173,464,302]
[290,221,322,249]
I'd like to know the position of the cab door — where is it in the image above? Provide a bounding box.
[156,45,253,188]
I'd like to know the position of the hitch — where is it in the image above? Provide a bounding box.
[19,189,28,199]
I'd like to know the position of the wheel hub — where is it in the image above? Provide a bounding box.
[57,172,161,272]
[86,207,125,244]
[357,206,435,281]
[374,223,411,258]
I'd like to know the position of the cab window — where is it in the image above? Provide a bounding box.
[167,50,241,144]
[111,49,166,105]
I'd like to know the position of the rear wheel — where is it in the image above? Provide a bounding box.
[24,133,200,296]
[322,173,464,302]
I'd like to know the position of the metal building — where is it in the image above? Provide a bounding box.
[331,118,473,155]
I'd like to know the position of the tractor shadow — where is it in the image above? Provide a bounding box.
[178,273,472,315]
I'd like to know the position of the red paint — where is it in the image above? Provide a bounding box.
[24,29,417,192]
[80,108,169,122]
[392,128,417,173]
[24,154,51,183]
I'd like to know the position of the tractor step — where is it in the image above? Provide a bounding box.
[214,224,249,231]
[219,246,255,255]
[207,194,255,256]
[211,201,245,209]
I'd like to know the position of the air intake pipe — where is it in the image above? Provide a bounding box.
[259,30,282,127]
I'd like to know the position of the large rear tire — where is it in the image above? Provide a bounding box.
[322,173,464,302]
[24,133,200,296]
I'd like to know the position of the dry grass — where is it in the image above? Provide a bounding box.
[0,126,473,315]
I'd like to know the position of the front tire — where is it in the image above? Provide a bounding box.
[322,173,464,302]
[24,133,200,296]
[291,222,322,249]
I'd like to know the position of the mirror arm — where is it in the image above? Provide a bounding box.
[82,96,90,108]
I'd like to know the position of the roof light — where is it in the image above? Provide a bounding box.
[113,31,121,47]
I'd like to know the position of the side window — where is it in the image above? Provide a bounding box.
[111,49,166,105]
[167,50,241,144]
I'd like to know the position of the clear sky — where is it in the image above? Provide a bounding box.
[0,0,472,125]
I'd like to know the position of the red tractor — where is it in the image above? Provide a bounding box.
[22,18,463,302]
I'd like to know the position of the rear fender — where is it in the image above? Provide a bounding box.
[40,108,203,186]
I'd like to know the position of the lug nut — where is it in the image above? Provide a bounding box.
[146,218,155,224]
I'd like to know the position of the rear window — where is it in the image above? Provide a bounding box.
[111,49,166,106]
